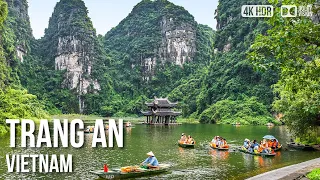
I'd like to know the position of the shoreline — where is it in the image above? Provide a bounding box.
[247,158,320,180]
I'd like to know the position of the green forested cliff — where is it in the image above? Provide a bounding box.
[2,0,319,138]
[168,0,278,125]
[102,0,215,117]
[20,0,114,114]
[0,0,277,124]
[0,0,46,135]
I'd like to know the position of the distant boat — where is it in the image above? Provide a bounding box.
[125,122,132,127]
[232,122,241,126]
[287,142,314,151]
[178,141,195,148]
[266,122,274,126]
[84,126,94,133]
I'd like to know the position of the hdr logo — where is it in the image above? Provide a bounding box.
[281,5,313,17]
[281,5,297,17]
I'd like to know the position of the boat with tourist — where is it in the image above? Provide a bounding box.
[90,164,171,179]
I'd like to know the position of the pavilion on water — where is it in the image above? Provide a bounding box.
[141,97,181,125]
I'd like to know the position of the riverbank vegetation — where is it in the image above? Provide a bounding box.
[0,0,47,136]
[250,0,320,142]
[307,168,320,180]
[198,96,280,125]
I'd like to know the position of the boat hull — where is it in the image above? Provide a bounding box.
[239,148,276,157]
[273,145,282,151]
[178,141,195,148]
[90,164,170,179]
[287,142,314,150]
[209,143,229,151]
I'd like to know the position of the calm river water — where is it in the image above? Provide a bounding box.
[0,124,319,179]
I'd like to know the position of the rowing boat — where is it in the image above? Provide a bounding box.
[90,164,171,179]
[178,141,195,148]
[287,142,314,151]
[238,147,276,157]
[209,143,229,151]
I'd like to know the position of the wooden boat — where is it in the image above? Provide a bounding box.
[238,147,276,157]
[125,122,132,127]
[90,164,170,179]
[209,142,229,151]
[84,126,94,133]
[287,142,314,150]
[178,141,195,148]
[312,144,320,151]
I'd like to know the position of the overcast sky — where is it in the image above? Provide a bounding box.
[28,0,219,39]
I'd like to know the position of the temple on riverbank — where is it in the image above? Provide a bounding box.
[141,97,181,125]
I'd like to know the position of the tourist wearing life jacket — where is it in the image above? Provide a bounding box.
[261,139,271,153]
[187,135,195,144]
[180,133,187,143]
[221,138,229,148]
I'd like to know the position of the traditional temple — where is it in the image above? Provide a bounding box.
[141,97,181,125]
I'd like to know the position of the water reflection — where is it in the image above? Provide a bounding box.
[209,149,229,161]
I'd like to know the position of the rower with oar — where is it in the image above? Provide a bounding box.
[140,151,159,169]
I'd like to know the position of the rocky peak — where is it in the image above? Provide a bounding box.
[43,0,101,113]
[105,0,197,79]
[159,16,196,66]
[214,0,268,52]
[5,0,32,62]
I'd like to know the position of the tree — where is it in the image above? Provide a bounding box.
[249,0,320,140]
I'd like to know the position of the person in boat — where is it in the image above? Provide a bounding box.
[187,135,195,144]
[268,139,273,148]
[211,136,218,148]
[252,140,259,153]
[220,138,229,148]
[216,137,222,147]
[260,139,271,153]
[274,139,279,148]
[243,139,250,149]
[211,136,217,144]
[141,151,159,168]
[180,133,187,143]
[248,140,257,153]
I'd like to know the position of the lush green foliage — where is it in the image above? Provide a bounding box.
[0,0,47,135]
[168,0,277,124]
[198,96,276,125]
[307,168,320,180]
[250,0,320,137]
